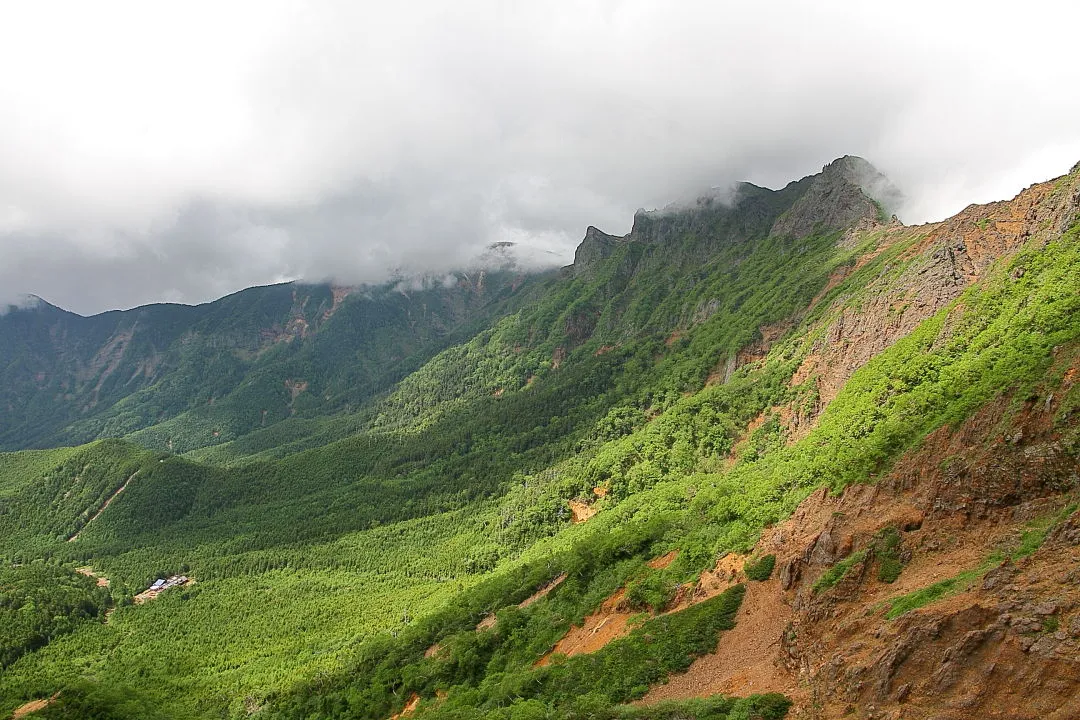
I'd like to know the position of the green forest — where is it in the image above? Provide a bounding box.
[1,159,1078,719]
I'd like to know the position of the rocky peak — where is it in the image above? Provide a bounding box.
[627,182,762,246]
[770,155,903,239]
[566,156,904,278]
[572,225,625,275]
[3,294,45,313]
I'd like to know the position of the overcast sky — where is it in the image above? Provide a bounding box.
[2,1,1079,315]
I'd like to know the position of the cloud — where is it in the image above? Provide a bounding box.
[1,1,1078,314]
[0,293,44,316]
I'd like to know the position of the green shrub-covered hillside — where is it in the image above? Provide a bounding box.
[1,158,1077,719]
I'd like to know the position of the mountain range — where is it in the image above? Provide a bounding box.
[1,155,1078,720]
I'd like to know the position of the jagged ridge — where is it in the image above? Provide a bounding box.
[0,157,1078,720]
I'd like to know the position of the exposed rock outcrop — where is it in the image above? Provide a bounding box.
[573,226,625,273]
[788,164,1080,420]
[770,156,901,239]
[637,353,1080,720]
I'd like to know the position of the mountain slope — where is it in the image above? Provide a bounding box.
[0,157,1077,720]
[261,164,1080,720]
[0,156,891,460]
[0,271,532,453]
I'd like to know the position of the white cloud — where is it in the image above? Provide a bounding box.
[1,0,1078,313]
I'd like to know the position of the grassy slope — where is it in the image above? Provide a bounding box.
[0,172,1076,717]
[0,219,853,716]
[260,217,1080,719]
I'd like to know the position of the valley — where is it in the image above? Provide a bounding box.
[0,156,1078,720]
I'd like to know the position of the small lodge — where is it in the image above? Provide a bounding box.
[135,574,191,603]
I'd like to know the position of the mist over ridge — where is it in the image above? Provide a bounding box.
[2,1,1078,314]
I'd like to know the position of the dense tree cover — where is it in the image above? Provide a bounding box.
[0,564,111,670]
[260,218,1080,719]
[0,273,530,453]
[0,511,501,715]
[0,447,80,498]
[0,164,1076,719]
[0,441,159,559]
[262,516,737,719]
[27,680,194,720]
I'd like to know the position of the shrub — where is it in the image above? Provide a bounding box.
[812,550,867,594]
[743,554,776,582]
[874,527,903,584]
[885,570,980,619]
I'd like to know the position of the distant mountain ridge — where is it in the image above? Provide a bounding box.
[0,155,1078,719]
[0,272,531,451]
[0,156,893,454]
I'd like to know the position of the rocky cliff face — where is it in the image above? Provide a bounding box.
[778,371,1080,720]
[637,350,1080,720]
[572,226,626,276]
[564,157,899,305]
[787,165,1080,421]
[628,180,811,252]
[770,155,902,239]
[553,158,893,357]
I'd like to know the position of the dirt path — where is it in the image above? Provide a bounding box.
[68,471,139,541]
[535,588,638,666]
[637,578,800,704]
[647,550,678,569]
[75,566,110,587]
[389,693,419,720]
[11,693,59,719]
[473,574,569,634]
[518,573,567,609]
